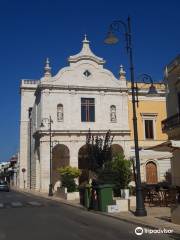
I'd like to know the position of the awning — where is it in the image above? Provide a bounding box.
[145,140,180,152]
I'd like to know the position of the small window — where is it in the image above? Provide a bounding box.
[81,98,95,122]
[57,104,63,122]
[145,119,154,139]
[83,70,91,77]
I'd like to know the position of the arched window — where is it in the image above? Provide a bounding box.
[57,104,63,122]
[110,105,116,122]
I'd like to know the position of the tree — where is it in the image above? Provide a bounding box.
[86,129,114,172]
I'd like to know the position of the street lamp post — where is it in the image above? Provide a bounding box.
[104,17,147,216]
[48,116,53,196]
[21,168,26,189]
[28,107,33,189]
[138,73,158,95]
[41,116,53,196]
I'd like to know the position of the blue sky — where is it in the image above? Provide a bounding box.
[0,0,179,162]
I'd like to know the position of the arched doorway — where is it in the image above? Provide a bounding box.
[111,144,124,157]
[146,161,158,184]
[78,145,89,184]
[52,144,70,188]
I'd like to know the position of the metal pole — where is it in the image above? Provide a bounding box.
[127,17,147,216]
[29,117,32,189]
[23,172,25,189]
[48,116,53,196]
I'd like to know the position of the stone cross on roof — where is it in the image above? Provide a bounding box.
[68,35,105,65]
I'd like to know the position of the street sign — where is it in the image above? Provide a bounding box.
[21,168,26,173]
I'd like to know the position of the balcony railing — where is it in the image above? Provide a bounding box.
[22,80,39,85]
[162,113,180,132]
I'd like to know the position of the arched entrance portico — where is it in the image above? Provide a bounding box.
[78,143,124,184]
[111,144,124,157]
[146,161,158,184]
[52,144,70,188]
[78,145,89,184]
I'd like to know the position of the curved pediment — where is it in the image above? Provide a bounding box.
[40,36,127,90]
[41,62,126,89]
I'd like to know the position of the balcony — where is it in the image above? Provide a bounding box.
[162,113,180,132]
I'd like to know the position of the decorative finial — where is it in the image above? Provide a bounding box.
[83,34,89,43]
[119,64,126,80]
[164,66,168,80]
[44,57,52,78]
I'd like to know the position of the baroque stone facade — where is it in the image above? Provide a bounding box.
[19,36,131,192]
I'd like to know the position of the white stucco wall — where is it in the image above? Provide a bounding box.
[19,83,37,189]
[19,37,131,192]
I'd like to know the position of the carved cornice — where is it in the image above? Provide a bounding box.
[33,129,131,138]
[35,83,128,95]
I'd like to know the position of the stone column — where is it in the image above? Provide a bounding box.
[19,121,28,189]
[69,141,79,168]
[40,139,50,193]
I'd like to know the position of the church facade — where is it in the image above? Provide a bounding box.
[19,36,131,192]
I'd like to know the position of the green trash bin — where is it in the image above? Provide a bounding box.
[84,185,91,209]
[95,184,114,212]
[79,185,91,208]
[79,186,85,205]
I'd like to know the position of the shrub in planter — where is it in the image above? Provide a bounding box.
[57,166,80,193]
[112,154,132,195]
[98,153,132,196]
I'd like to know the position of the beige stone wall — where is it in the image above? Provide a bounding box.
[166,66,180,117]
[171,149,180,186]
[19,83,37,189]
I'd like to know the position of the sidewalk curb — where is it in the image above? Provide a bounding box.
[95,211,180,234]
[13,188,86,211]
[14,188,180,235]
[92,210,180,235]
[93,211,158,229]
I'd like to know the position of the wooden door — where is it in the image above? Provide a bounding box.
[146,162,158,184]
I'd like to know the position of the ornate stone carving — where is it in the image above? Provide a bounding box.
[57,104,63,122]
[110,105,116,122]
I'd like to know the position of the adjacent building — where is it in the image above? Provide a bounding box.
[0,153,19,186]
[158,55,180,224]
[147,55,180,224]
[127,81,171,184]
[161,55,180,186]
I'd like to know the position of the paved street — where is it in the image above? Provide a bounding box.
[0,190,179,240]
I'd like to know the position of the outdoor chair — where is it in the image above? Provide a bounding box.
[164,188,178,206]
[148,189,162,207]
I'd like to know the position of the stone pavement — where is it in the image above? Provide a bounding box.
[103,206,180,235]
[15,188,180,235]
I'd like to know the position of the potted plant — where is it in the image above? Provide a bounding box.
[57,166,80,200]
[111,154,132,199]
